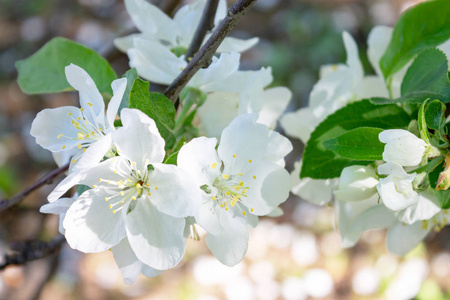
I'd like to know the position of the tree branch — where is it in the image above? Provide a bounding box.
[185,0,220,60]
[0,163,69,212]
[164,0,258,102]
[0,235,65,270]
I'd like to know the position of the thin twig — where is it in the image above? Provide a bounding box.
[185,0,220,60]
[0,235,66,270]
[0,163,69,212]
[164,0,258,102]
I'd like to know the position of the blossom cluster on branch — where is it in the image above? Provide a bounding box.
[11,0,450,285]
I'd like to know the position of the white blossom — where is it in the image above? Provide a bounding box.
[177,114,291,266]
[30,64,127,173]
[379,129,428,167]
[45,108,202,272]
[334,165,379,202]
[377,162,418,212]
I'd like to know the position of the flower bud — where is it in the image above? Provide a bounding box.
[334,165,379,202]
[436,156,450,191]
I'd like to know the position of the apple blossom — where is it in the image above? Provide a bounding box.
[177,113,291,266]
[45,108,202,271]
[379,129,437,167]
[376,162,418,212]
[30,64,127,172]
[334,165,379,202]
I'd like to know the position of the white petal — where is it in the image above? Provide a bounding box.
[216,36,259,53]
[52,147,79,167]
[355,75,389,99]
[128,39,186,85]
[280,107,319,144]
[190,52,241,91]
[336,197,397,247]
[205,209,249,266]
[177,136,221,187]
[148,163,202,218]
[106,78,128,129]
[342,31,364,83]
[63,187,127,252]
[386,222,429,256]
[196,91,240,139]
[290,161,336,205]
[264,130,292,166]
[114,33,146,53]
[377,176,418,211]
[111,238,162,285]
[124,0,178,43]
[40,197,74,214]
[30,106,84,152]
[379,129,426,167]
[125,199,186,270]
[214,0,227,26]
[396,192,441,225]
[70,133,113,173]
[115,108,165,170]
[65,64,105,125]
[196,199,223,236]
[257,86,291,129]
[367,26,393,78]
[218,113,269,171]
[334,165,379,202]
[173,0,205,46]
[241,161,290,216]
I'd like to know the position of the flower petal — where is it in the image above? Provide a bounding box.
[343,31,364,83]
[63,187,127,252]
[367,26,393,78]
[218,113,269,171]
[379,129,426,167]
[264,130,292,166]
[114,33,146,53]
[177,136,221,187]
[172,0,206,46]
[125,199,186,270]
[196,199,223,236]
[30,106,84,152]
[70,133,113,173]
[336,197,396,247]
[196,91,240,139]
[128,39,186,85]
[257,86,291,129]
[216,36,259,53]
[205,209,249,266]
[115,108,165,169]
[111,238,163,284]
[386,221,429,256]
[280,107,319,144]
[397,192,441,225]
[124,0,178,43]
[106,78,128,130]
[40,197,74,214]
[240,161,290,216]
[148,163,202,218]
[65,64,105,125]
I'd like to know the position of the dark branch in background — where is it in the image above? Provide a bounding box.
[185,0,220,60]
[164,0,258,102]
[0,162,69,212]
[158,0,182,16]
[0,235,65,270]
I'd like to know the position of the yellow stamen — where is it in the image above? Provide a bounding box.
[212,196,216,200]
[253,175,256,179]
[77,143,82,149]
[233,154,237,158]
[57,134,63,139]
[237,173,243,176]
[223,174,230,180]
[62,145,66,149]
[211,162,217,169]
[242,211,246,216]
[248,159,252,163]
[250,208,254,212]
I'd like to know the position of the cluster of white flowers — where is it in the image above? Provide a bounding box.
[31,0,293,284]
[281,26,450,255]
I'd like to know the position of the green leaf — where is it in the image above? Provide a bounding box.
[425,99,446,131]
[323,127,384,161]
[301,100,411,179]
[418,99,431,144]
[401,48,450,103]
[164,151,179,165]
[371,49,450,105]
[118,68,139,116]
[380,0,450,80]
[428,162,450,209]
[16,37,117,95]
[129,79,176,150]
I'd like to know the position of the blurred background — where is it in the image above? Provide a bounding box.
[1,0,450,299]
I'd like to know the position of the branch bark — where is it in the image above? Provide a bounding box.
[0,235,65,270]
[185,0,220,60]
[164,0,258,102]
[0,163,69,212]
